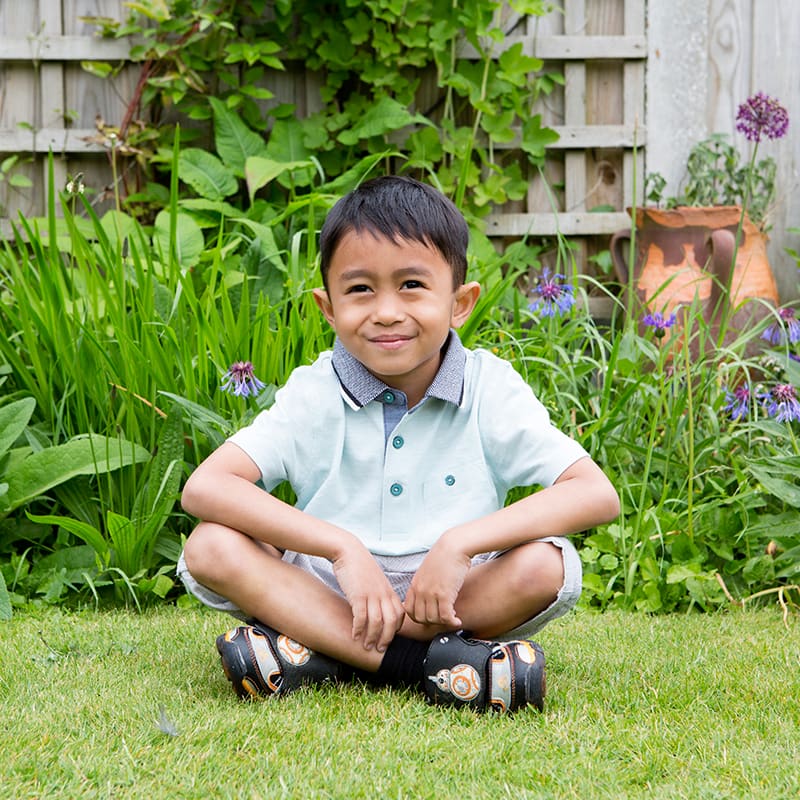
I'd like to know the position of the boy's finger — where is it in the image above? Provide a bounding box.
[350,596,368,640]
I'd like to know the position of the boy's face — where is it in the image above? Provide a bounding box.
[313,231,480,406]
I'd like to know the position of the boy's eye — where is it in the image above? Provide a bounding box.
[402,279,424,289]
[345,284,371,294]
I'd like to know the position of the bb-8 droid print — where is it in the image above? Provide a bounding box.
[430,663,482,701]
[277,634,312,666]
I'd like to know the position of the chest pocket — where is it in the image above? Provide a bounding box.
[422,465,499,526]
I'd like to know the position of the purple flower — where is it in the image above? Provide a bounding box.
[642,311,678,338]
[761,308,800,345]
[221,361,266,398]
[528,269,575,318]
[735,92,789,143]
[758,383,800,423]
[723,384,751,421]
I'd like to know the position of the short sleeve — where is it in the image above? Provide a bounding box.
[227,354,339,492]
[472,351,589,492]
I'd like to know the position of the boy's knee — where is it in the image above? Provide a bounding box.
[182,522,234,581]
[515,541,565,599]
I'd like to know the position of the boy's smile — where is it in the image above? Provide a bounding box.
[313,231,480,406]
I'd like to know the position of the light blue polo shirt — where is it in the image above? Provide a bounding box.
[229,332,588,556]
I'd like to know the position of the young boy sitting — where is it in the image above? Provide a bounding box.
[179,176,619,713]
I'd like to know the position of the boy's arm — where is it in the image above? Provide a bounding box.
[404,456,619,627]
[182,442,405,651]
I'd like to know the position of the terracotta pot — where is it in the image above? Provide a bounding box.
[610,206,778,344]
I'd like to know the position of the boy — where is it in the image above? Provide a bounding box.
[179,176,619,713]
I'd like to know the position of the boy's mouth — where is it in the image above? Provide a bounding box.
[369,334,413,349]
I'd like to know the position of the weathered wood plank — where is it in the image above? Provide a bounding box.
[490,124,645,150]
[457,34,646,60]
[0,128,105,152]
[0,35,134,60]
[484,211,631,236]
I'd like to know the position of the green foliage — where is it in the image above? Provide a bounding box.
[0,397,150,617]
[84,0,555,221]
[646,134,778,227]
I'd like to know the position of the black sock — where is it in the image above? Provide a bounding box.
[371,635,430,688]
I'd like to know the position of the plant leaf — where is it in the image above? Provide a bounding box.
[153,210,205,268]
[337,97,431,146]
[178,148,238,200]
[245,156,313,204]
[4,435,151,514]
[0,571,11,621]
[209,97,266,176]
[0,398,35,458]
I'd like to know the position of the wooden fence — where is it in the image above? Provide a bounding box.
[1,0,797,301]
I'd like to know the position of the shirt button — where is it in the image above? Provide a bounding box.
[445,474,456,486]
[390,482,403,496]
[392,435,404,449]
[382,391,395,404]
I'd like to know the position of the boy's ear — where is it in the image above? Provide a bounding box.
[312,288,335,327]
[451,281,481,328]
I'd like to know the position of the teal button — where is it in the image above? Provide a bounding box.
[445,474,456,486]
[392,435,404,449]
[382,391,396,404]
[390,482,403,496]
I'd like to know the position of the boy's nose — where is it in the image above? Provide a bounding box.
[371,292,404,323]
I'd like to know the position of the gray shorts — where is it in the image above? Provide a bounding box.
[176,536,582,640]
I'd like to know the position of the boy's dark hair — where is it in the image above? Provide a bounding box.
[319,176,469,290]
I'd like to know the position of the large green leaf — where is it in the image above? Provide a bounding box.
[4,435,151,514]
[245,156,313,204]
[153,210,205,268]
[209,96,266,176]
[337,97,431,146]
[264,118,310,164]
[27,512,109,560]
[748,465,800,506]
[0,397,35,458]
[178,148,238,200]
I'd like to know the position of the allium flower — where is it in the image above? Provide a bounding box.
[735,92,789,143]
[761,308,800,345]
[723,384,751,421]
[528,269,575,318]
[221,361,266,397]
[642,311,678,338]
[758,383,800,423]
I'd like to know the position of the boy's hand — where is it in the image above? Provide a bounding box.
[332,543,405,653]
[404,536,471,629]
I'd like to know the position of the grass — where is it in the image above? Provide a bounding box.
[1,607,797,799]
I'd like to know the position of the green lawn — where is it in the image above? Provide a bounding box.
[1,605,797,799]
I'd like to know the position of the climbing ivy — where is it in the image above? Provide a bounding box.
[84,0,560,220]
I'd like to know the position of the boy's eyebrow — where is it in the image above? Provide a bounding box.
[338,266,435,282]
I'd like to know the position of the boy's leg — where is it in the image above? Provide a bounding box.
[399,539,570,642]
[406,540,574,713]
[181,521,386,673]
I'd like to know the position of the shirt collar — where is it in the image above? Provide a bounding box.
[332,330,466,408]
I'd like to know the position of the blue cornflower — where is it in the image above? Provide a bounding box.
[642,311,678,338]
[221,361,266,398]
[761,308,800,345]
[529,269,575,318]
[723,384,751,421]
[758,383,800,423]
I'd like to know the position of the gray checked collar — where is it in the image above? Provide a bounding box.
[331,330,466,408]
